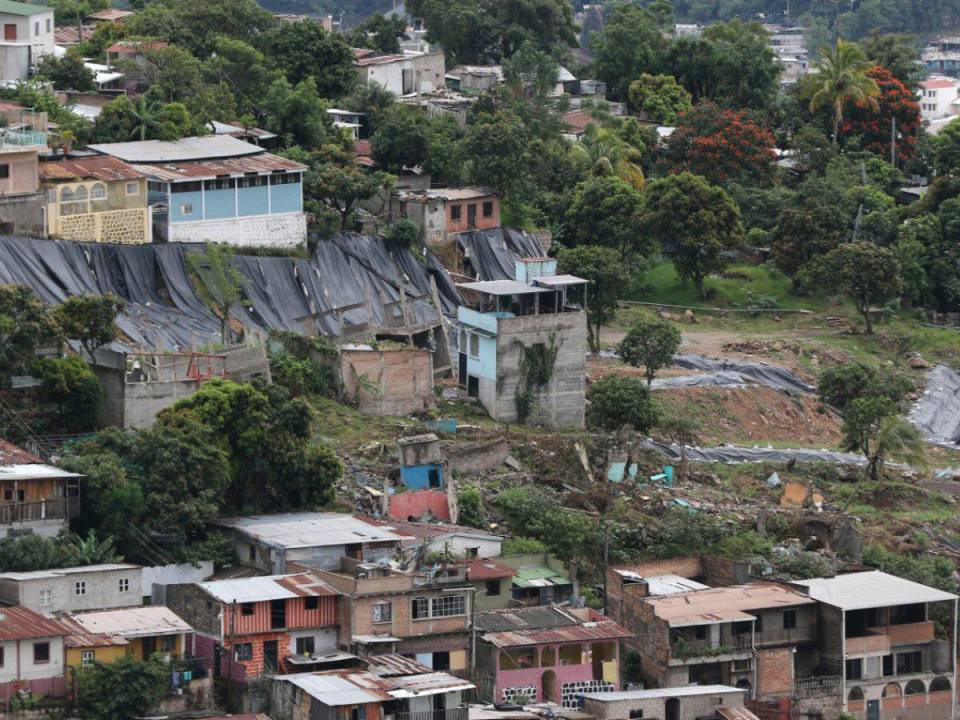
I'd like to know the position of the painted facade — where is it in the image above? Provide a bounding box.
[392,187,500,246]
[0,104,46,235]
[0,563,143,615]
[0,2,55,85]
[0,607,69,703]
[0,441,81,538]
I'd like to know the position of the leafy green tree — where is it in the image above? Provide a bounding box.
[493,487,596,561]
[345,13,409,54]
[422,115,466,186]
[557,245,629,354]
[384,219,421,247]
[842,399,926,483]
[92,95,195,143]
[186,244,245,344]
[125,0,273,57]
[44,0,108,24]
[642,173,744,299]
[344,81,396,133]
[32,356,102,432]
[933,119,960,176]
[896,200,960,312]
[262,19,356,98]
[627,74,692,124]
[76,654,170,720]
[860,31,923,88]
[698,20,782,112]
[139,45,204,104]
[371,105,430,174]
[810,39,880,144]
[0,533,72,572]
[502,41,559,101]
[802,241,902,334]
[63,530,121,566]
[202,38,280,118]
[590,4,665,101]
[464,111,531,210]
[817,364,914,412]
[35,51,95,91]
[457,486,485,529]
[562,176,649,260]
[587,374,660,432]
[0,286,58,384]
[51,295,124,363]
[263,77,335,149]
[569,123,647,191]
[617,319,682,386]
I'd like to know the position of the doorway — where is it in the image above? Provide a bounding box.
[142,636,156,660]
[467,375,479,398]
[271,599,286,629]
[665,698,680,720]
[467,203,477,228]
[263,640,279,672]
[867,699,880,720]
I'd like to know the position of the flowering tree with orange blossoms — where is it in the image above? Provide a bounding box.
[840,65,920,161]
[662,102,777,186]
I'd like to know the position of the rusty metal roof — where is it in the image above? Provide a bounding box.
[200,572,337,603]
[466,559,517,581]
[87,8,133,21]
[40,156,145,182]
[718,707,762,720]
[136,153,306,182]
[0,439,41,465]
[646,583,816,627]
[481,619,633,648]
[106,40,168,53]
[59,615,130,649]
[386,671,475,697]
[355,54,407,67]
[0,607,69,640]
[365,653,433,676]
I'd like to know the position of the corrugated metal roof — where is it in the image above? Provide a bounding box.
[582,685,747,701]
[88,135,263,164]
[59,615,130,648]
[72,606,192,638]
[282,671,393,705]
[87,8,133,21]
[513,566,568,588]
[0,440,40,464]
[793,571,958,611]
[40,156,144,182]
[647,583,815,627]
[534,274,588,287]
[355,54,407,67]
[475,606,580,633]
[54,25,94,44]
[718,707,762,720]
[0,607,69,640]
[0,463,81,481]
[200,573,336,603]
[467,559,516,581]
[0,563,140,581]
[0,0,49,16]
[387,672,475,697]
[214,512,408,550]
[135,152,305,182]
[457,280,551,296]
[105,40,168,53]
[481,619,633,648]
[362,516,503,544]
[365,654,433,676]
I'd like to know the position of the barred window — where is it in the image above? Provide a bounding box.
[204,178,235,192]
[412,597,430,620]
[373,602,392,623]
[413,594,466,620]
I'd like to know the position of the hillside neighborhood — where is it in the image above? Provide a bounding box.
[2,1,960,720]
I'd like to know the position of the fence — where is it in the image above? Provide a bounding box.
[0,497,80,523]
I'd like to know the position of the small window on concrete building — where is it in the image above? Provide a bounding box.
[0,164,9,179]
[296,636,315,656]
[81,650,94,666]
[39,590,51,606]
[119,578,130,593]
[693,625,707,640]
[180,203,193,215]
[374,601,393,623]
[450,204,461,221]
[0,646,4,666]
[628,711,643,719]
[465,547,479,559]
[91,183,107,201]
[783,609,797,629]
[248,544,257,561]
[46,18,50,33]
[351,706,367,720]
[305,596,319,610]
[34,22,39,36]
[483,200,494,218]
[235,643,253,661]
[75,581,86,595]
[469,333,479,358]
[33,642,49,664]
[485,580,501,596]
[428,467,441,488]
[897,651,923,675]
[241,602,255,616]
[126,182,140,196]
[846,658,863,680]
[412,597,430,619]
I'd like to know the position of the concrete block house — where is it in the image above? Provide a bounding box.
[165,573,339,682]
[86,135,307,247]
[0,102,47,236]
[0,0,55,85]
[581,686,759,720]
[474,606,631,707]
[0,563,142,614]
[392,187,500,247]
[456,258,588,427]
[0,441,81,538]
[354,52,445,97]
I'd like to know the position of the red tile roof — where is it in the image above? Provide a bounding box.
[562,110,596,136]
[466,558,517,581]
[0,440,41,465]
[0,607,69,641]
[922,78,957,90]
[40,156,145,182]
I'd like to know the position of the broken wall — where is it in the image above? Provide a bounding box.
[340,348,435,416]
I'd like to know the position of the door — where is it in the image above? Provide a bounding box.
[867,700,880,720]
[458,352,467,387]
[3,25,16,41]
[467,375,479,398]
[271,599,286,629]
[142,636,156,660]
[665,698,680,720]
[467,203,477,229]
[263,640,279,672]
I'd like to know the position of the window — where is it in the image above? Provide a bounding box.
[468,333,479,358]
[628,711,644,719]
[305,596,319,611]
[482,200,494,218]
[160,635,176,653]
[75,581,86,596]
[33,642,50,664]
[39,590,51,607]
[0,164,9,179]
[846,659,863,680]
[373,602,392,623]
[81,650,94,667]
[412,594,466,620]
[118,578,129,593]
[896,651,923,675]
[248,543,256,561]
[204,177,235,191]
[693,625,707,640]
[180,203,194,215]
[0,646,4,666]
[783,609,797,630]
[351,706,367,720]
[234,643,253,661]
[485,580,501,596]
[883,654,894,677]
[238,174,268,188]
[733,621,752,635]
[45,18,50,33]
[34,21,39,36]
[465,547,479,559]
[296,636,315,656]
[90,183,107,201]
[126,182,140,196]
[241,603,255,616]
[270,171,300,185]
[171,181,202,193]
[450,204,462,221]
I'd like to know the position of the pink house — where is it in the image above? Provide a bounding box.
[474,606,631,708]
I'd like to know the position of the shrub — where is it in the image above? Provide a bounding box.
[587,374,660,431]
[457,486,485,529]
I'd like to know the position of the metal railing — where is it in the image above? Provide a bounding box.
[0,128,47,148]
[795,676,842,698]
[0,497,80,523]
[395,707,468,720]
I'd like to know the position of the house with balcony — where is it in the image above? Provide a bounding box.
[391,187,500,247]
[792,571,958,720]
[0,1,54,85]
[628,583,818,701]
[86,135,308,247]
[0,102,47,235]
[212,512,408,575]
[164,573,340,682]
[456,257,588,427]
[309,556,473,672]
[0,606,69,702]
[0,563,142,614]
[272,664,474,720]
[0,440,81,538]
[474,605,631,707]
[40,156,150,244]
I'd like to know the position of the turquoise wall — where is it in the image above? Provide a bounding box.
[238,185,269,217]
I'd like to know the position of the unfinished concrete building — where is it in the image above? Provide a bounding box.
[456,258,587,427]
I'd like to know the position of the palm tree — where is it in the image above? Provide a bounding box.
[842,415,927,511]
[129,96,163,142]
[570,125,645,190]
[810,39,880,145]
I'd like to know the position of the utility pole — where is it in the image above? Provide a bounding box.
[891,116,897,167]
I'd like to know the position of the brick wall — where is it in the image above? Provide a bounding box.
[756,647,794,699]
[166,584,222,637]
[341,348,435,416]
[349,588,470,640]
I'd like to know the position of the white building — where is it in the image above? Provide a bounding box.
[0,0,54,86]
[354,51,445,96]
[0,564,143,615]
[919,76,960,122]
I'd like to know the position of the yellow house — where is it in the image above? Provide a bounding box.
[61,615,129,683]
[39,155,150,244]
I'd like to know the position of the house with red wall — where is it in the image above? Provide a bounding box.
[165,573,339,682]
[474,606,631,708]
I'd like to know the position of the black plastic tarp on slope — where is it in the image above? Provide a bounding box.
[453,227,545,281]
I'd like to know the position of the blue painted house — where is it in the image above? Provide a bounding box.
[397,433,444,489]
[87,135,307,247]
